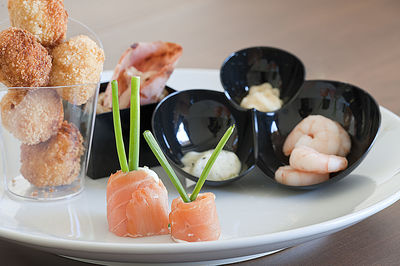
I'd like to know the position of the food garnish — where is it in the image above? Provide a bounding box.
[143,124,235,202]
[107,77,169,238]
[128,77,140,171]
[111,80,129,172]
[144,125,234,242]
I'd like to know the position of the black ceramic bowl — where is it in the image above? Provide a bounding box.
[87,83,175,179]
[152,89,256,186]
[152,81,381,189]
[220,46,305,111]
[257,80,381,189]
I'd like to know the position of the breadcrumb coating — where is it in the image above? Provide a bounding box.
[0,88,64,145]
[8,0,68,47]
[0,27,52,87]
[49,35,105,105]
[20,121,84,187]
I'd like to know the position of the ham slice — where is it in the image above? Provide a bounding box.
[99,41,182,112]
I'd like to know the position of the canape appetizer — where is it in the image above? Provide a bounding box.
[106,77,169,237]
[0,27,52,87]
[20,121,84,187]
[143,125,235,242]
[276,115,351,186]
[97,41,182,113]
[8,0,68,47]
[0,88,63,145]
[49,35,105,105]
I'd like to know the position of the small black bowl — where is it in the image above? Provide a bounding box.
[152,89,256,186]
[151,81,380,189]
[87,83,175,179]
[220,46,306,111]
[256,80,381,189]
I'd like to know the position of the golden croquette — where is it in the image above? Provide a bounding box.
[0,27,52,87]
[8,0,68,47]
[20,121,84,188]
[49,35,105,105]
[0,88,64,145]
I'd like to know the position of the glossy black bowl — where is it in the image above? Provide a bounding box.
[152,80,380,189]
[87,83,175,179]
[152,89,256,186]
[220,46,305,111]
[256,80,381,189]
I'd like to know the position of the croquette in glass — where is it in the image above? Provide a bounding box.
[0,27,52,87]
[8,0,68,47]
[0,88,63,145]
[49,35,105,105]
[20,121,84,187]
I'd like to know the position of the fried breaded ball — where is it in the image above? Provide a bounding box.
[20,121,84,188]
[0,88,63,145]
[8,0,68,47]
[49,35,105,105]
[0,27,52,87]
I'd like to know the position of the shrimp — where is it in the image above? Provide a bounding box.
[335,121,351,157]
[282,115,342,156]
[275,165,329,186]
[289,146,348,174]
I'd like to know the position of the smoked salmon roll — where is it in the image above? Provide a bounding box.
[106,167,169,237]
[169,192,221,242]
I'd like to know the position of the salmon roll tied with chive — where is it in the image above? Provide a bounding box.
[106,77,169,237]
[170,192,220,242]
[107,167,169,237]
[144,124,235,243]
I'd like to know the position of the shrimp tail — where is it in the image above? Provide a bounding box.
[289,146,348,174]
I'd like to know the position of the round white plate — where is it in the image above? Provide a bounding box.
[1,69,400,265]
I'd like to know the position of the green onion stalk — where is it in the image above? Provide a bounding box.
[144,125,235,202]
[111,77,141,173]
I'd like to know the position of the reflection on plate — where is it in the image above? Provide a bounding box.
[1,69,400,264]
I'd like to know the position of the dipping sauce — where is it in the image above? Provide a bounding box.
[240,82,283,112]
[181,150,241,181]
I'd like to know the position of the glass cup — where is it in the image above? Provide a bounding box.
[0,18,103,200]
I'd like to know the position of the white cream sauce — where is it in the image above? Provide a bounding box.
[181,150,241,181]
[138,166,159,182]
[240,82,283,112]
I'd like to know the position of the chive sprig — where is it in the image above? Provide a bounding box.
[111,77,141,173]
[111,80,129,172]
[128,77,140,171]
[143,131,191,203]
[144,125,235,202]
[190,124,235,201]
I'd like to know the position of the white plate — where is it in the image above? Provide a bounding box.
[1,69,400,265]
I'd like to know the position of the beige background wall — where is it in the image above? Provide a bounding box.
[1,0,399,113]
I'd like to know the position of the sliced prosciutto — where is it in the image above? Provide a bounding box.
[99,41,182,112]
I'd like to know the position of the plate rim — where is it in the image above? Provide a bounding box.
[1,69,399,258]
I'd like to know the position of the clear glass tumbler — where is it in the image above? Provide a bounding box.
[0,18,102,200]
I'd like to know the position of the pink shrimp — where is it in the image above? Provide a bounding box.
[289,146,348,174]
[275,166,329,186]
[335,121,351,157]
[283,115,342,156]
